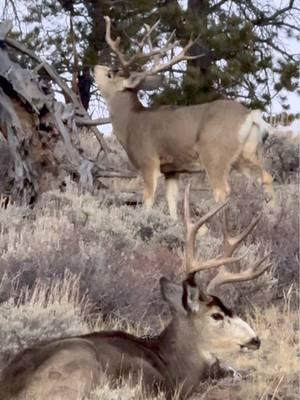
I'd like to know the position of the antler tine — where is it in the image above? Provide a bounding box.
[104,16,129,70]
[142,22,162,68]
[223,210,262,257]
[139,20,160,50]
[207,252,272,293]
[143,35,203,77]
[183,184,271,291]
[165,29,176,47]
[126,40,180,69]
[204,211,270,293]
[104,16,203,77]
[184,182,229,274]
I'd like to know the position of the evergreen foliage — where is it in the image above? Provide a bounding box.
[3,0,299,110]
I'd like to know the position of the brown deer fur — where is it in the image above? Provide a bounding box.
[0,279,260,400]
[93,16,274,219]
[94,67,274,219]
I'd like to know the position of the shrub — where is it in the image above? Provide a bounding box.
[0,272,89,363]
[0,176,298,325]
[88,377,166,400]
[264,133,299,184]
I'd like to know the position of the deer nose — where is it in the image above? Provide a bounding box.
[247,336,261,350]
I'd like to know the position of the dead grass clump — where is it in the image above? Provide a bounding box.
[0,272,89,364]
[0,202,29,230]
[234,286,299,399]
[0,186,183,325]
[38,185,183,249]
[87,374,166,400]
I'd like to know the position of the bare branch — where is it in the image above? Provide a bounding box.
[75,117,111,126]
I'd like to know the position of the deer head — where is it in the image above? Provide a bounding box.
[160,183,271,357]
[94,16,201,101]
[160,276,260,357]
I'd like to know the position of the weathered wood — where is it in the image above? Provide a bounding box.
[0,89,37,203]
[4,31,110,158]
[0,20,131,203]
[75,117,111,126]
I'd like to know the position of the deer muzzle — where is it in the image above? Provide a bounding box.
[241,336,261,351]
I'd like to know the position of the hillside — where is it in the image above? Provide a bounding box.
[0,131,299,399]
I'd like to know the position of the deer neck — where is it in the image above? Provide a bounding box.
[155,317,214,391]
[107,91,143,147]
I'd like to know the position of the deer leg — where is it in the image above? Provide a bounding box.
[165,173,179,220]
[201,153,231,202]
[261,170,274,203]
[206,171,231,203]
[142,165,160,211]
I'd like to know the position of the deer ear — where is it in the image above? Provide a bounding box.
[160,277,186,315]
[137,75,165,90]
[123,73,164,90]
[123,73,143,89]
[192,273,211,303]
[182,281,200,313]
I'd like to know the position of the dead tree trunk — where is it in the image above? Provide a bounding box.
[0,21,134,204]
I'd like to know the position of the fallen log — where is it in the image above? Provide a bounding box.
[0,20,135,204]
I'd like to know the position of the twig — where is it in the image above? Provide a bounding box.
[271,374,285,400]
[75,117,111,126]
[93,168,137,179]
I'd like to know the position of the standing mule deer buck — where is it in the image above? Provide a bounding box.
[0,184,271,400]
[94,16,274,219]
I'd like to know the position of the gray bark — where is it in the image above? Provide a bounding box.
[0,20,133,204]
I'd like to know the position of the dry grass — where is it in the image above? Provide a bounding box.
[212,286,299,400]
[0,177,298,320]
[0,131,298,398]
[0,274,298,399]
[87,376,166,400]
[0,272,89,365]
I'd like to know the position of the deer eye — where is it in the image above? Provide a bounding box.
[211,313,224,321]
[107,71,112,79]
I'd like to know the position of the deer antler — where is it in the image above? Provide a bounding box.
[104,16,128,69]
[183,183,271,293]
[104,16,203,76]
[184,182,230,274]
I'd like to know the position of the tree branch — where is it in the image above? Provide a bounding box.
[75,117,111,126]
[4,35,109,158]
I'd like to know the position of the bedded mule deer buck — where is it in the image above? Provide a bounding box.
[0,184,271,400]
[94,16,274,219]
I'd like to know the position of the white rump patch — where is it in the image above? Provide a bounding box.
[238,110,272,157]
